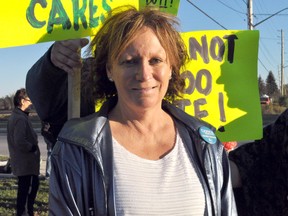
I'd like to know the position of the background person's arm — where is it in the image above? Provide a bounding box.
[229,159,242,188]
[26,39,90,138]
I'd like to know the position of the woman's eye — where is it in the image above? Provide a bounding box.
[149,58,162,65]
[119,58,163,66]
[121,59,138,65]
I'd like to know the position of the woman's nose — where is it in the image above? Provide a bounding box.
[136,61,152,81]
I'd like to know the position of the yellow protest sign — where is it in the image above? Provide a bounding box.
[139,0,180,15]
[0,1,260,141]
[0,0,180,48]
[0,0,132,48]
[179,30,261,142]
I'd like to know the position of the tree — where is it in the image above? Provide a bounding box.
[0,94,14,110]
[4,95,13,110]
[0,99,5,110]
[284,84,288,96]
[258,75,266,96]
[265,71,280,97]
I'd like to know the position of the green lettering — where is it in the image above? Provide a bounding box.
[102,0,111,11]
[101,0,111,22]
[47,0,71,33]
[26,0,47,28]
[73,0,88,30]
[89,0,111,28]
[89,0,99,27]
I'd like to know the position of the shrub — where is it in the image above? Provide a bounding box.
[278,96,288,107]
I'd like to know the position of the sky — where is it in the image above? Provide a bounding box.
[0,0,288,98]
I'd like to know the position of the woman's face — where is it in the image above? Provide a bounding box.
[107,27,172,111]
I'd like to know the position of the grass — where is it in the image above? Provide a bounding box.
[0,155,49,215]
[261,103,287,114]
[0,156,8,161]
[0,178,49,215]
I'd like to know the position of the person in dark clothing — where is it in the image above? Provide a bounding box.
[7,88,40,216]
[229,109,288,216]
[41,121,56,177]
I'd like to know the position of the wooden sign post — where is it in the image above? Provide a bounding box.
[68,68,81,119]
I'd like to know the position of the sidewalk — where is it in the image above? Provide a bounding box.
[0,159,47,178]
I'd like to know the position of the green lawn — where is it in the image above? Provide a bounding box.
[0,177,49,215]
[0,154,49,216]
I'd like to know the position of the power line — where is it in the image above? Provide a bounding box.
[255,13,288,16]
[253,7,288,28]
[185,0,227,30]
[259,40,277,69]
[240,0,247,5]
[258,58,270,73]
[251,0,286,83]
[216,0,246,15]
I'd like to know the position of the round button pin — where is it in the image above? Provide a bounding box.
[199,126,217,144]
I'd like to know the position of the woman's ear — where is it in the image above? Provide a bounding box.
[106,64,113,82]
[170,69,173,80]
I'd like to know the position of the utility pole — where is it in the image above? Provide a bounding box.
[281,29,285,95]
[247,0,253,30]
[248,0,288,96]
[278,65,281,88]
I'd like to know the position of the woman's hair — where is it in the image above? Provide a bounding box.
[13,88,28,107]
[84,5,189,104]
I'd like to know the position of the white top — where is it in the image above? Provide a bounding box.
[112,131,206,216]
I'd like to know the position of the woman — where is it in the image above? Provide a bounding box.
[27,6,237,216]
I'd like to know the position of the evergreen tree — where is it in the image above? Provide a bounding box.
[258,75,266,96]
[265,71,279,97]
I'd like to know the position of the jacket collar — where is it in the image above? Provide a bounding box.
[13,107,29,116]
[58,96,213,150]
